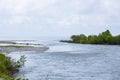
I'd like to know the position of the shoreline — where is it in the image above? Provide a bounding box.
[60,40,120,45]
[0,40,49,53]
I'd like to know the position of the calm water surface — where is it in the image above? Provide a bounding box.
[9,39,120,80]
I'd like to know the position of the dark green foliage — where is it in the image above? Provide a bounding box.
[71,34,87,43]
[0,53,27,80]
[88,35,98,44]
[79,34,87,43]
[112,35,120,44]
[71,35,81,43]
[71,30,120,45]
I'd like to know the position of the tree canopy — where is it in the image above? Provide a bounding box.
[71,30,120,45]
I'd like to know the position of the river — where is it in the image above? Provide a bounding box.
[9,38,120,80]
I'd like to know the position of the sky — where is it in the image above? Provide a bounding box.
[0,0,120,38]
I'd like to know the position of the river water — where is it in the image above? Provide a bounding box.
[9,39,120,80]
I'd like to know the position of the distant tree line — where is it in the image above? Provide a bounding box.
[71,30,120,45]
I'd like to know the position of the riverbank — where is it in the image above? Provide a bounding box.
[0,53,28,80]
[0,40,49,53]
[0,40,49,80]
[0,45,49,53]
[61,30,120,45]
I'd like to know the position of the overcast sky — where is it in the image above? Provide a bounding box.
[0,0,120,38]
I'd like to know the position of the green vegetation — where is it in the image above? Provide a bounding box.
[0,53,28,80]
[70,30,120,45]
[0,46,33,48]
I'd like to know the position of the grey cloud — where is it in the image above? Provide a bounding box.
[0,0,120,37]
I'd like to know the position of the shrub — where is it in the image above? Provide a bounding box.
[0,53,27,80]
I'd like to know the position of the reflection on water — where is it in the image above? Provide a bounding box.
[9,40,120,80]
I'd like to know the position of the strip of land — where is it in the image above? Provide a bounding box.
[0,40,49,53]
[60,30,120,45]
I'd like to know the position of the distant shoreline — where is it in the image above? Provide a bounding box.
[0,40,49,53]
[60,40,120,46]
[60,30,120,45]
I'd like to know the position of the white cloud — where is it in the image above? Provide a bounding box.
[8,16,31,25]
[30,0,59,11]
[0,0,30,14]
[0,0,120,37]
[0,0,59,14]
[48,15,81,26]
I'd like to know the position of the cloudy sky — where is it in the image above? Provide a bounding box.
[0,0,120,38]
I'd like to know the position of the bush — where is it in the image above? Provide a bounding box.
[0,53,27,80]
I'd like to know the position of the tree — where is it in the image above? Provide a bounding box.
[88,35,98,44]
[112,35,120,44]
[101,30,112,43]
[105,35,113,44]
[79,34,87,43]
[70,30,120,45]
[71,35,80,43]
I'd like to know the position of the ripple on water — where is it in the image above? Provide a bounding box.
[9,42,120,80]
